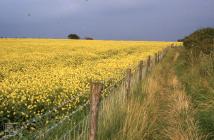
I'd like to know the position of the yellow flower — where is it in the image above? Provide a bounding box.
[0,38,182,127]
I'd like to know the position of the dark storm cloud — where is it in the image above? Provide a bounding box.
[0,0,214,40]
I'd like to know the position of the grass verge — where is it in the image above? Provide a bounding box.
[96,47,205,140]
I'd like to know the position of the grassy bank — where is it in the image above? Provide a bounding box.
[96,47,211,140]
[174,48,214,140]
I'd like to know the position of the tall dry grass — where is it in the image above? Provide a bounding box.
[165,76,203,140]
[96,48,204,140]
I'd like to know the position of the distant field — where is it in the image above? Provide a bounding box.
[0,39,181,125]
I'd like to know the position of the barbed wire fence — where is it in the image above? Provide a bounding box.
[1,46,170,140]
[2,93,91,140]
[57,46,169,140]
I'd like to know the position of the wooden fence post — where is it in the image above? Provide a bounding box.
[89,82,103,140]
[126,69,131,99]
[155,53,158,64]
[157,51,159,62]
[161,51,163,60]
[138,61,144,81]
[158,51,161,61]
[147,55,151,71]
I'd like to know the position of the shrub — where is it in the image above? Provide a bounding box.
[67,34,80,39]
[183,28,214,55]
[84,37,94,40]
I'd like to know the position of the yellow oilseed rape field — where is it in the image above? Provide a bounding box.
[0,39,181,125]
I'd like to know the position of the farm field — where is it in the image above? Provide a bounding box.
[0,39,181,128]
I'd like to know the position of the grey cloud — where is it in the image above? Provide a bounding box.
[0,0,214,40]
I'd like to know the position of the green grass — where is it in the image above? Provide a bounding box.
[96,47,209,140]
[174,48,214,140]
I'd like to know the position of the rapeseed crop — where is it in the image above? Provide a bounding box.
[0,39,181,125]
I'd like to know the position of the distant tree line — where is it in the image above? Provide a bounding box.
[67,34,94,40]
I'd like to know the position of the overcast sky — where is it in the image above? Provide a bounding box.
[0,0,214,41]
